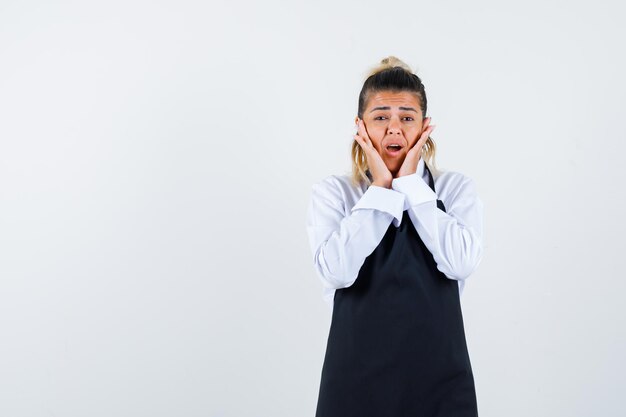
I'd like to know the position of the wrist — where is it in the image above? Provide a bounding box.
[372,180,391,189]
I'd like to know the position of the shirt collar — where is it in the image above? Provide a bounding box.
[417,157,427,181]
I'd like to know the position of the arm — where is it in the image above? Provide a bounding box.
[306,177,406,289]
[391,172,484,281]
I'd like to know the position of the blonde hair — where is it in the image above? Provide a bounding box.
[350,56,439,187]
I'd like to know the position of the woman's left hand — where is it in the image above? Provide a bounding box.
[395,118,436,178]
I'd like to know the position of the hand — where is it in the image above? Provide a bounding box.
[395,117,436,178]
[353,118,393,188]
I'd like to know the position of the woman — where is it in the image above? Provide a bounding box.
[306,56,484,416]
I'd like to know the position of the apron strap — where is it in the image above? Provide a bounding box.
[425,164,447,212]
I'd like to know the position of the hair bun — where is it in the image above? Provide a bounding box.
[366,55,414,78]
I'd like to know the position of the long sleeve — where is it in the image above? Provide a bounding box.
[306,177,406,290]
[391,172,484,282]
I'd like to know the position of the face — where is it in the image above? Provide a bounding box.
[356,90,424,176]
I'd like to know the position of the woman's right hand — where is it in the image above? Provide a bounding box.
[353,118,393,188]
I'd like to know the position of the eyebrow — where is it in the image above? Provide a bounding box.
[369,106,418,113]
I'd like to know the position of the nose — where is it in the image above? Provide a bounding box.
[387,117,402,136]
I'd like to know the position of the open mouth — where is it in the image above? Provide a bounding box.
[385,144,403,156]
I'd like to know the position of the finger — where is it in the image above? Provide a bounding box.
[354,133,372,152]
[421,118,432,138]
[415,125,435,149]
[356,120,367,143]
[357,120,373,146]
[353,134,366,149]
[422,125,435,142]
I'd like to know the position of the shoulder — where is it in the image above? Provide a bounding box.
[433,168,481,203]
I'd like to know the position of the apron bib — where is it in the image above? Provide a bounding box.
[315,165,478,417]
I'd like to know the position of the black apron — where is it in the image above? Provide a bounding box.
[315,165,478,417]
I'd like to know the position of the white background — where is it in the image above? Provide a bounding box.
[1,1,625,416]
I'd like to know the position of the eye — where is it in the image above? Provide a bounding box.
[373,116,414,121]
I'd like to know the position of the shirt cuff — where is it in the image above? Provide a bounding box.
[391,173,437,206]
[351,185,406,225]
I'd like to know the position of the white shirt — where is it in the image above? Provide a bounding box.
[306,158,484,312]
